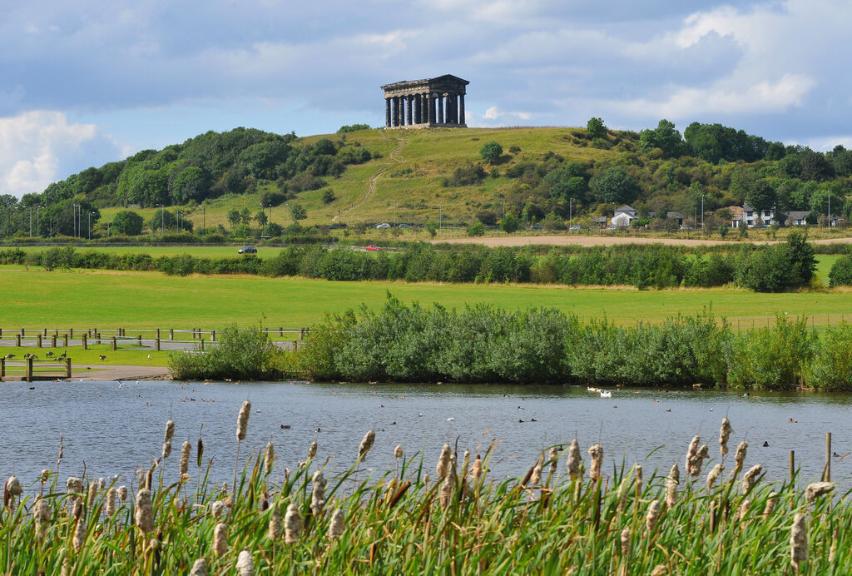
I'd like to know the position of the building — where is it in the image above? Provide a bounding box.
[786,211,810,226]
[381,75,469,128]
[731,204,775,228]
[666,211,684,227]
[611,205,637,227]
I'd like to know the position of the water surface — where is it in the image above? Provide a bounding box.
[1,380,849,490]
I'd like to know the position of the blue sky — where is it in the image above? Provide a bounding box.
[1,0,851,197]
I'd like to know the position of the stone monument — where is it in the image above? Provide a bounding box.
[381,74,469,128]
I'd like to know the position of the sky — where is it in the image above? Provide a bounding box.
[1,0,851,198]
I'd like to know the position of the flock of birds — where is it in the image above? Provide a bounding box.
[586,386,612,398]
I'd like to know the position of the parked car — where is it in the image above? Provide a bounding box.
[365,244,382,252]
[375,223,391,229]
[569,224,582,232]
[238,245,257,254]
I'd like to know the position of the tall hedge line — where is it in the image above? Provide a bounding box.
[296,297,851,391]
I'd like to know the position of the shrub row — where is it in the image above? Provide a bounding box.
[297,297,851,391]
[0,233,825,291]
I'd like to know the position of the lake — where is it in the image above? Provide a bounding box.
[1,380,849,490]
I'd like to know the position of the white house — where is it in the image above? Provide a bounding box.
[786,211,810,226]
[731,204,775,228]
[611,205,637,227]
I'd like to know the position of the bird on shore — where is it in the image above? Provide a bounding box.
[98,354,107,361]
[45,351,54,357]
[4,354,13,359]
[599,390,612,398]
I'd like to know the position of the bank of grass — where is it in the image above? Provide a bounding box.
[1,266,851,330]
[1,405,847,574]
[0,345,172,368]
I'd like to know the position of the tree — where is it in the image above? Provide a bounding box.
[639,119,685,158]
[170,166,209,204]
[147,209,190,233]
[322,189,336,204]
[111,210,144,236]
[227,209,241,228]
[500,213,520,233]
[785,232,816,286]
[744,180,777,213]
[589,166,641,204]
[480,141,503,165]
[586,117,607,139]
[255,210,268,227]
[240,207,252,225]
[289,203,307,221]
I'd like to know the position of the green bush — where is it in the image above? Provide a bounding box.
[169,324,282,380]
[805,323,852,391]
[479,141,503,164]
[726,316,815,390]
[829,254,852,286]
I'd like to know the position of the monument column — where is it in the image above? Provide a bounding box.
[447,93,456,124]
[437,94,444,124]
[392,97,399,126]
[406,95,413,125]
[459,94,465,126]
[385,98,391,127]
[423,93,431,124]
[414,94,422,124]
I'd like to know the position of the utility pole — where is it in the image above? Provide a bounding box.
[29,208,32,237]
[160,204,165,236]
[828,194,831,227]
[88,211,92,240]
[701,194,704,231]
[569,197,573,227]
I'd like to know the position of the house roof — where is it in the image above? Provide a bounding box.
[742,203,755,211]
[614,205,636,214]
[666,211,684,219]
[786,211,810,220]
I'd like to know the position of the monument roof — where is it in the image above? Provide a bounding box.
[381,74,469,91]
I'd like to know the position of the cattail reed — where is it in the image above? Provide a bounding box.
[733,441,748,477]
[470,454,483,484]
[197,437,204,468]
[805,481,835,503]
[4,476,21,510]
[685,436,699,472]
[706,463,724,490]
[87,481,98,508]
[118,485,128,502]
[211,500,226,519]
[236,400,251,441]
[34,497,51,539]
[790,512,807,572]
[358,430,375,460]
[548,446,559,475]
[439,474,454,508]
[762,492,778,518]
[645,500,661,535]
[236,550,254,576]
[329,508,345,540]
[587,444,603,481]
[162,419,175,459]
[73,517,86,551]
[308,440,318,460]
[180,440,191,479]
[687,443,709,477]
[741,464,762,494]
[268,505,281,540]
[105,487,116,516]
[213,522,229,556]
[650,565,667,576]
[189,559,208,576]
[437,443,452,480]
[665,464,679,508]
[66,476,83,495]
[719,417,732,458]
[566,439,582,480]
[311,470,327,516]
[529,456,543,487]
[634,464,643,497]
[394,444,404,459]
[737,499,750,522]
[263,441,275,476]
[135,488,153,532]
[284,503,302,544]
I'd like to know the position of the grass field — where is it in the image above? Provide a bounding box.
[2,266,850,330]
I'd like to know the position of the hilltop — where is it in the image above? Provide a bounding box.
[1,120,851,239]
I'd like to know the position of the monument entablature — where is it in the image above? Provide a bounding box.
[381,74,468,128]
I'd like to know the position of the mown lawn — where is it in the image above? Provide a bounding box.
[1,266,850,330]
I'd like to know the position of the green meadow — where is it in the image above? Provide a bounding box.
[2,265,850,330]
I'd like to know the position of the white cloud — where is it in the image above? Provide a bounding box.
[0,111,114,197]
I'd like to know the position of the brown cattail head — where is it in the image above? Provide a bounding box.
[394,444,404,459]
[236,400,251,441]
[284,503,302,544]
[268,506,282,540]
[665,464,679,509]
[566,439,582,480]
[34,497,51,539]
[197,437,204,468]
[66,476,83,494]
[162,419,175,459]
[529,456,543,487]
[733,441,748,475]
[587,444,603,481]
[311,471,327,516]
[763,492,778,519]
[236,550,254,576]
[688,444,710,477]
[741,464,763,494]
[105,487,116,517]
[737,498,750,522]
[634,464,643,494]
[706,463,724,490]
[439,474,454,508]
[211,500,226,519]
[329,508,345,540]
[135,488,153,532]
[263,442,275,476]
[87,481,98,508]
[805,482,835,503]
[437,443,452,480]
[189,559,208,576]
[180,440,191,479]
[790,512,807,571]
[307,440,318,460]
[471,454,483,484]
[72,497,83,520]
[4,476,22,509]
[620,527,630,557]
[645,500,661,534]
[650,565,668,576]
[358,430,376,460]
[213,522,229,556]
[72,517,86,551]
[719,417,732,458]
[118,486,128,502]
[685,436,700,472]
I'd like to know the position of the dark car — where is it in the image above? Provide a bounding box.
[238,245,257,254]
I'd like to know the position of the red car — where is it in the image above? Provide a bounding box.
[365,244,382,251]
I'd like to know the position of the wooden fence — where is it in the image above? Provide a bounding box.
[1,357,72,381]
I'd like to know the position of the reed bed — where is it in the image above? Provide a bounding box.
[0,407,848,575]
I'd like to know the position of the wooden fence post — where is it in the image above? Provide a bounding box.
[137,335,143,347]
[279,327,284,337]
[20,328,25,336]
[51,334,57,348]
[15,334,21,347]
[69,328,74,338]
[112,337,117,351]
[170,329,174,340]
[156,328,161,339]
[65,358,72,378]
[26,356,33,382]
[63,334,69,347]
[0,328,3,338]
[82,334,88,350]
[200,339,205,351]
[43,328,48,337]
[211,330,216,342]
[155,338,161,352]
[37,334,42,348]
[824,432,832,482]
[0,358,5,378]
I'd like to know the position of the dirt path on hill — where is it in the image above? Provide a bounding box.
[335,135,407,221]
[434,234,852,248]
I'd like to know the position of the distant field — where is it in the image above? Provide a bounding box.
[1,266,849,330]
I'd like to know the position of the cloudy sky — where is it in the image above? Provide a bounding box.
[1,0,851,197]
